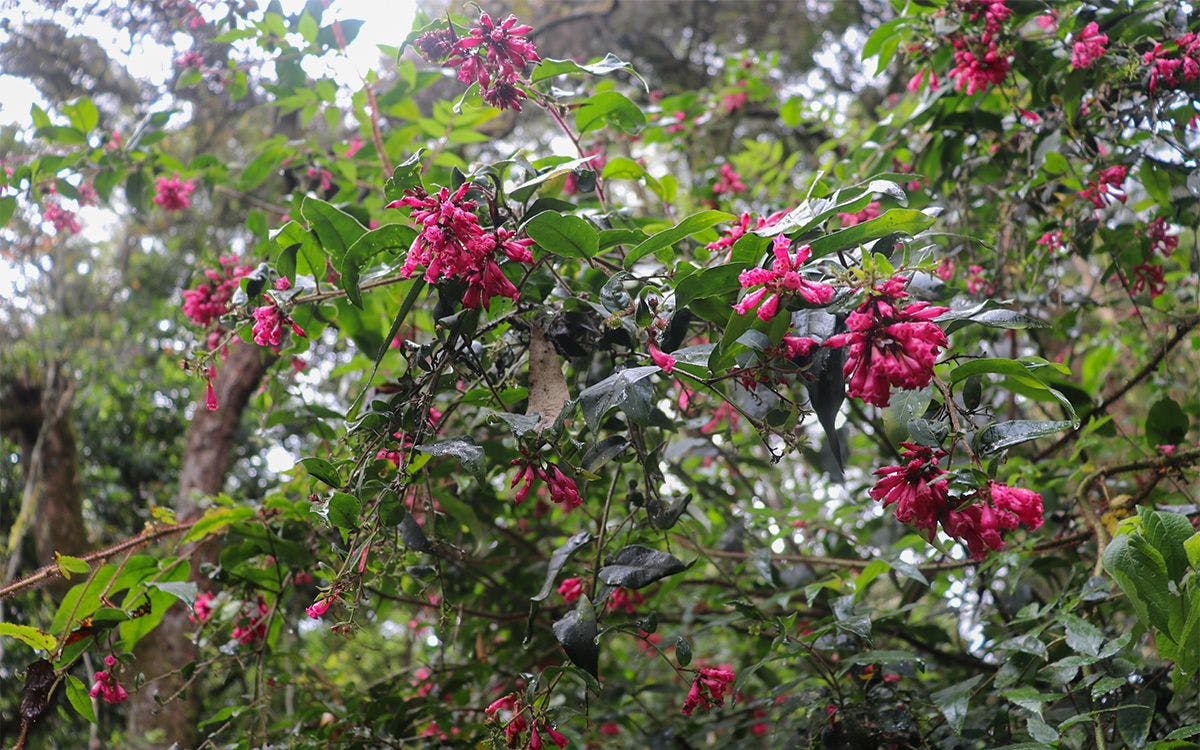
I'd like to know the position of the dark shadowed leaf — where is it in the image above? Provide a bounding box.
[532,531,592,602]
[598,545,688,589]
[553,595,599,678]
[932,675,985,735]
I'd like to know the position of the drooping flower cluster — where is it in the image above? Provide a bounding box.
[510,458,583,510]
[152,174,196,211]
[1128,263,1166,298]
[824,277,949,407]
[1143,33,1200,92]
[485,694,569,749]
[607,587,645,615]
[42,202,81,235]
[1147,217,1178,257]
[1037,229,1064,253]
[681,666,736,715]
[711,163,746,195]
[1071,22,1108,69]
[182,255,254,330]
[1079,165,1127,208]
[89,655,129,704]
[189,590,216,624]
[732,236,835,322]
[231,596,269,645]
[836,201,881,227]
[251,278,306,348]
[389,183,534,309]
[943,481,1044,559]
[871,447,1045,559]
[868,442,949,537]
[436,13,540,110]
[558,577,583,604]
[945,1,1012,95]
[705,210,788,254]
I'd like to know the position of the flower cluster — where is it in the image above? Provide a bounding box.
[1079,165,1127,208]
[389,183,533,309]
[732,236,835,321]
[1071,22,1108,69]
[1147,217,1178,257]
[557,577,583,604]
[711,163,746,195]
[511,458,583,510]
[438,13,540,111]
[966,264,994,295]
[825,277,948,407]
[836,201,881,227]
[1143,33,1200,92]
[231,596,269,645]
[871,446,1044,558]
[42,202,81,235]
[251,278,306,348]
[89,655,129,704]
[190,590,216,624]
[153,174,196,211]
[607,587,645,615]
[1037,229,1064,253]
[946,1,1012,95]
[1129,263,1166,298]
[376,408,444,468]
[705,210,788,254]
[484,694,568,749]
[681,666,736,715]
[182,255,254,330]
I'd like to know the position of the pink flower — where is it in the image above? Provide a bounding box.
[182,256,254,330]
[106,131,123,150]
[1158,444,1177,456]
[1143,34,1200,92]
[711,163,746,195]
[542,724,569,749]
[732,236,834,322]
[77,181,98,206]
[306,596,333,619]
[89,655,129,704]
[251,297,305,348]
[836,201,881,227]
[42,202,81,234]
[907,68,939,92]
[343,136,365,158]
[510,460,583,510]
[606,587,644,614]
[1037,230,1063,253]
[682,666,736,715]
[205,370,218,411]
[966,264,994,295]
[936,258,956,281]
[446,13,539,111]
[944,482,1043,560]
[415,28,457,61]
[720,88,748,113]
[176,50,205,69]
[558,577,583,604]
[1078,164,1127,208]
[705,210,788,254]
[388,183,531,310]
[230,596,269,644]
[649,339,677,373]
[869,442,949,537]
[599,722,620,736]
[1147,217,1178,257]
[153,174,196,211]
[988,481,1044,530]
[1035,11,1058,32]
[306,166,333,193]
[190,591,216,624]
[948,36,1011,95]
[1071,22,1108,69]
[780,335,820,359]
[824,278,949,407]
[1129,263,1166,298]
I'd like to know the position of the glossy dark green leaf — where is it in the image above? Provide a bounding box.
[552,595,599,678]
[338,223,416,308]
[623,210,734,268]
[578,366,660,431]
[525,211,599,260]
[597,545,688,589]
[1146,397,1188,446]
[532,531,592,602]
[301,196,366,263]
[300,457,341,488]
[413,438,484,475]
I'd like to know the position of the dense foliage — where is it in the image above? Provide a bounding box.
[1,1,1198,748]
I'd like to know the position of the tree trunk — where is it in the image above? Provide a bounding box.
[1,365,88,590]
[126,342,275,748]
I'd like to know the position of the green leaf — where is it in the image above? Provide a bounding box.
[531,53,647,90]
[119,562,189,652]
[325,492,360,530]
[941,307,1049,331]
[300,457,341,488]
[0,196,16,227]
[0,622,57,651]
[575,91,646,135]
[1062,613,1105,657]
[383,150,424,201]
[1146,397,1188,447]
[347,279,426,417]
[301,196,366,264]
[55,553,90,577]
[147,581,198,607]
[238,141,287,191]
[1103,533,1183,645]
[932,675,985,735]
[623,210,734,268]
[806,208,935,260]
[63,97,99,134]
[975,420,1072,455]
[338,223,415,308]
[577,366,660,431]
[524,211,599,260]
[183,506,255,542]
[674,263,745,309]
[65,674,96,723]
[1139,508,1194,583]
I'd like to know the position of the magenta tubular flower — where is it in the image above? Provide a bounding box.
[306,596,333,619]
[682,666,736,715]
[988,481,1044,530]
[547,466,583,509]
[824,278,949,407]
[868,442,949,537]
[712,163,746,195]
[89,655,129,704]
[733,236,834,322]
[948,36,1011,95]
[943,481,1043,560]
[836,201,881,227]
[557,577,583,604]
[649,340,677,373]
[152,174,196,211]
[1071,22,1108,69]
[445,13,540,110]
[190,590,215,624]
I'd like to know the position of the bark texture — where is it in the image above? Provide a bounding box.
[126,342,275,748]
